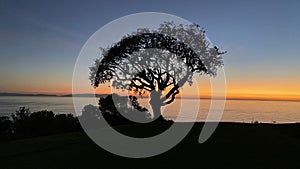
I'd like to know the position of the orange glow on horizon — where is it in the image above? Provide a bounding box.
[1,78,299,101]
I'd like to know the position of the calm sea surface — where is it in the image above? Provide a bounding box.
[0,96,299,123]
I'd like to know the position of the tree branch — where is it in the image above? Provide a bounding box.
[130,80,152,92]
[163,88,179,105]
[132,77,154,90]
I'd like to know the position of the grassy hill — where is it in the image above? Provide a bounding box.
[0,122,300,169]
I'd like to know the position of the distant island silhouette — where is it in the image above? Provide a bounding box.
[0,92,108,98]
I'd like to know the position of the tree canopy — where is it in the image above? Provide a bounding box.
[90,22,224,118]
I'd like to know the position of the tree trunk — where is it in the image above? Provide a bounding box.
[150,103,161,119]
[149,90,163,119]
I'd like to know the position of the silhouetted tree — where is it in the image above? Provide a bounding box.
[11,106,31,122]
[11,107,31,136]
[90,22,224,119]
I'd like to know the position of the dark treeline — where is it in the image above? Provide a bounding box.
[0,107,81,140]
[0,94,170,140]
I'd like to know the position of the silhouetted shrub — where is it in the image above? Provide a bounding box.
[79,94,168,128]
[29,110,55,135]
[79,104,102,129]
[54,113,81,133]
[99,94,151,126]
[0,116,13,138]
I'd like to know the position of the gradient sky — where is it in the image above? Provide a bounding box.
[0,0,300,100]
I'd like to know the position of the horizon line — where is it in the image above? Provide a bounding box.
[1,92,300,102]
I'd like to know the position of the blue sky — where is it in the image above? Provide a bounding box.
[0,0,299,98]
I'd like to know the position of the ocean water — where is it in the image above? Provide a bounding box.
[0,96,299,123]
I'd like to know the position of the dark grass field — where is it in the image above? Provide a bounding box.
[1,122,300,169]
